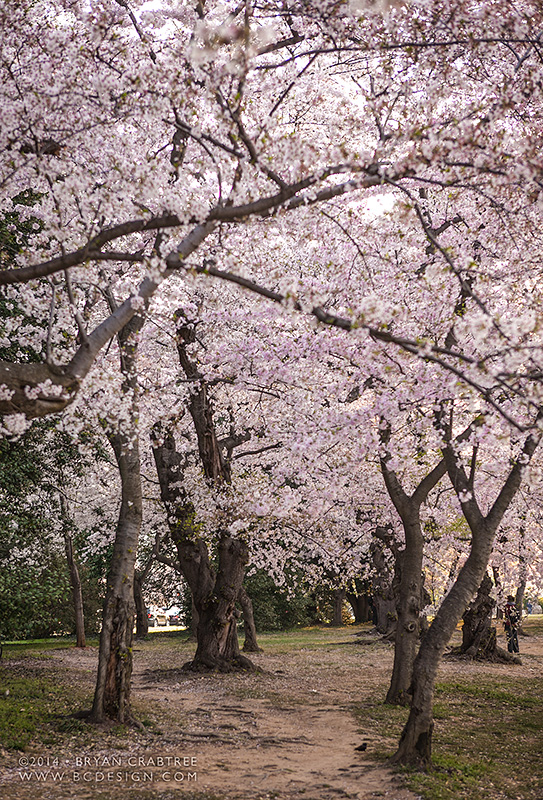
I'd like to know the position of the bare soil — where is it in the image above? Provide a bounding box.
[1,624,541,800]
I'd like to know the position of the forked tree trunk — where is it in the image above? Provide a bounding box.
[152,429,255,672]
[380,418,479,707]
[390,405,542,767]
[390,531,494,766]
[150,312,258,672]
[90,315,143,724]
[239,586,263,653]
[186,535,252,671]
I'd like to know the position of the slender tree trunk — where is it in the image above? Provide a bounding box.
[133,573,148,640]
[59,494,86,648]
[239,586,263,653]
[492,566,504,619]
[90,429,142,722]
[515,528,528,635]
[63,531,86,648]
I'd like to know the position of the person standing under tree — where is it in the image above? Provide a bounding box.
[504,595,521,654]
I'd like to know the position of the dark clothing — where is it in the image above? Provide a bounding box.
[504,601,520,654]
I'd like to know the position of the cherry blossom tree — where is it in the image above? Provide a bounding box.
[3,0,543,769]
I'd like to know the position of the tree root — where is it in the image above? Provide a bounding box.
[446,645,522,664]
[182,653,258,673]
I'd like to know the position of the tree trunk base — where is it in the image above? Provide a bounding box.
[448,624,522,664]
[242,642,264,653]
[385,687,411,706]
[74,709,145,730]
[182,653,257,673]
[447,644,521,665]
[389,721,434,770]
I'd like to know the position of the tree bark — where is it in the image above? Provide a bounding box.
[239,586,263,653]
[346,591,372,624]
[371,538,397,636]
[331,587,346,626]
[89,315,143,724]
[379,444,448,706]
[450,572,520,663]
[133,573,148,640]
[90,426,142,722]
[390,524,495,767]
[515,528,528,635]
[492,566,504,619]
[460,572,494,657]
[59,494,86,648]
[380,417,483,706]
[151,312,256,671]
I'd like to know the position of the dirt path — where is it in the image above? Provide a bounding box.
[131,645,418,800]
[2,624,541,800]
[0,631,420,800]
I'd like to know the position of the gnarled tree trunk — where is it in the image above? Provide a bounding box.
[151,312,257,671]
[452,572,517,662]
[371,537,397,636]
[152,428,255,671]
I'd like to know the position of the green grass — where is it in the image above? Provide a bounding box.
[353,670,543,800]
[1,635,100,654]
[241,623,367,653]
[408,675,543,800]
[0,665,88,750]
